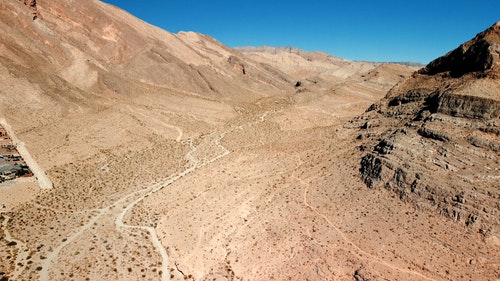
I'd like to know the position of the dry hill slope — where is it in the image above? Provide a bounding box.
[0,0,319,193]
[237,46,417,130]
[351,21,500,279]
[236,46,415,100]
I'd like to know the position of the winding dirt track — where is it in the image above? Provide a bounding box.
[292,158,436,281]
[38,111,271,281]
[126,105,184,142]
[39,207,110,281]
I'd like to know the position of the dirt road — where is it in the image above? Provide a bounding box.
[37,111,271,280]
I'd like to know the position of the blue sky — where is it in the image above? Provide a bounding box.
[102,0,499,63]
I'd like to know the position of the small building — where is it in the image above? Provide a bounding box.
[1,144,15,150]
[0,164,30,180]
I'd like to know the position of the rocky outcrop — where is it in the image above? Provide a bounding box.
[23,0,36,9]
[417,126,451,142]
[23,0,38,20]
[436,93,500,119]
[388,89,429,106]
[419,40,494,77]
[228,56,246,75]
[353,265,377,281]
[419,21,500,78]
[356,21,500,234]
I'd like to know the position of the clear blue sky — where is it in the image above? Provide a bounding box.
[102,0,499,63]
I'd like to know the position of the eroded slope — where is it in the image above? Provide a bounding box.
[357,22,500,239]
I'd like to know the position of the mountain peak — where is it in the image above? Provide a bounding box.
[418,21,500,78]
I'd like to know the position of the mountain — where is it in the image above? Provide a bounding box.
[0,0,305,179]
[356,19,499,252]
[236,46,415,98]
[237,46,418,128]
[0,0,417,173]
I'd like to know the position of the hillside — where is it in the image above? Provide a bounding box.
[357,20,499,229]
[0,0,299,171]
[237,46,418,130]
[353,21,500,278]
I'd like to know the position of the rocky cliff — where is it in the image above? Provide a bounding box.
[356,21,500,236]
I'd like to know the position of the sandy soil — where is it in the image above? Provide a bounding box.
[137,98,499,281]
[0,178,40,211]
[3,92,494,280]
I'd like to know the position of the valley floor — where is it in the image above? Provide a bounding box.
[0,94,498,281]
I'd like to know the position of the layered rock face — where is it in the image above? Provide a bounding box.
[357,21,500,235]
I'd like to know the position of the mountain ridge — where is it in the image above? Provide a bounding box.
[235,46,426,67]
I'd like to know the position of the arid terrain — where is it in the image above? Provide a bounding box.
[0,1,498,280]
